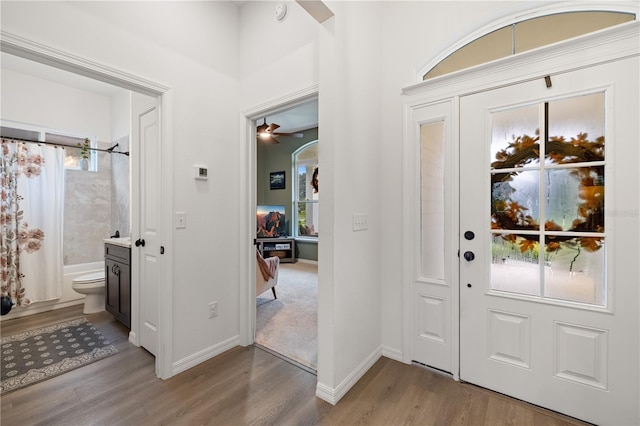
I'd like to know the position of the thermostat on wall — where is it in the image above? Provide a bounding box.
[194,165,208,180]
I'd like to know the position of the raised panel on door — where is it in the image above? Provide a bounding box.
[459,57,639,425]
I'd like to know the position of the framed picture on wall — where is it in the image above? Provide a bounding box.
[270,171,286,190]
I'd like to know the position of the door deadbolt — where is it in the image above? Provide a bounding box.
[464,231,475,240]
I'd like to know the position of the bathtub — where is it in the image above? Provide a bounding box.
[0,261,103,320]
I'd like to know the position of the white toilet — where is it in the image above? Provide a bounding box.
[72,271,105,314]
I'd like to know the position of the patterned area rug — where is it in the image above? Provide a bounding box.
[1,318,118,394]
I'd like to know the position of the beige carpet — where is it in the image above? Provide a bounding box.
[256,262,317,370]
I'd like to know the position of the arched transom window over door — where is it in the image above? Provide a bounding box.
[423,11,635,80]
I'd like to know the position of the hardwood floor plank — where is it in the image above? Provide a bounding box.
[1,308,590,426]
[0,305,85,335]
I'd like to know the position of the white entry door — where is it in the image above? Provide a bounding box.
[459,57,639,425]
[131,92,160,359]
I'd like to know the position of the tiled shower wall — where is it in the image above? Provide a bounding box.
[63,138,130,265]
[110,135,130,239]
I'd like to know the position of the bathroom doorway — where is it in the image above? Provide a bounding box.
[0,37,172,378]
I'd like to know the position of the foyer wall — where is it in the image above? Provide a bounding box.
[1,1,242,363]
[1,0,602,404]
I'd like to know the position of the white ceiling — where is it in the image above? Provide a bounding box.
[262,99,318,133]
[1,52,318,133]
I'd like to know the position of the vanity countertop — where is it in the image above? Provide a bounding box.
[104,237,131,248]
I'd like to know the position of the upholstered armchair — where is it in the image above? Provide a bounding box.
[256,250,279,298]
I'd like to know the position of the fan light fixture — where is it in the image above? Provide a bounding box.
[256,117,304,143]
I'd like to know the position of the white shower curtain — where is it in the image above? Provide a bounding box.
[1,140,65,305]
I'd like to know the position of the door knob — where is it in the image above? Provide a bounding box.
[463,251,475,261]
[135,238,146,247]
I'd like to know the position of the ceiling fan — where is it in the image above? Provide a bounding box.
[257,118,303,143]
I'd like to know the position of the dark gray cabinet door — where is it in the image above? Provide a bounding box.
[105,245,131,328]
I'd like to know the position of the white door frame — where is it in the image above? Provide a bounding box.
[238,85,319,347]
[1,30,175,379]
[402,19,639,384]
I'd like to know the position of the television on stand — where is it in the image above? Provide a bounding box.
[256,205,287,238]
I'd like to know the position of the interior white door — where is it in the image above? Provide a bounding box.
[459,58,639,425]
[132,92,160,358]
[410,100,455,372]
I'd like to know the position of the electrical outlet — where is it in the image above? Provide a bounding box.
[208,301,218,319]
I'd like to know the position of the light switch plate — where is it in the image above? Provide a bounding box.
[175,212,187,229]
[352,213,368,231]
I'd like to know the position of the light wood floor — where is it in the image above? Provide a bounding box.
[1,306,588,426]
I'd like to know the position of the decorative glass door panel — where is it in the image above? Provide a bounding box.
[420,121,445,280]
[489,92,605,305]
[490,104,539,164]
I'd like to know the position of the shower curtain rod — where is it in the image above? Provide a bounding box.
[0,135,130,156]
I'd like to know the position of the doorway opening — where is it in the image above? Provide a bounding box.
[251,98,319,372]
[1,34,172,379]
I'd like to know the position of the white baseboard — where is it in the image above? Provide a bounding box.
[172,335,240,376]
[316,345,382,405]
[128,331,139,347]
[315,382,336,404]
[295,258,318,265]
[382,345,404,363]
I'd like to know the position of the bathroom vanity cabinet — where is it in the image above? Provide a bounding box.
[105,243,131,328]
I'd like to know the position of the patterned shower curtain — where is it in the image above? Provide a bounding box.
[1,139,65,306]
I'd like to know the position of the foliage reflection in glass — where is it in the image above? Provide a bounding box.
[488,92,605,305]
